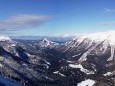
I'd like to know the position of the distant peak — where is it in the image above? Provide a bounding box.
[0,36,11,41]
[38,38,51,47]
[42,38,49,42]
[38,38,58,47]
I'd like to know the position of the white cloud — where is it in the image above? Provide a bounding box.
[0,14,49,30]
[53,33,87,38]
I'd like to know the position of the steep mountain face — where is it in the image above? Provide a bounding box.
[0,32,115,86]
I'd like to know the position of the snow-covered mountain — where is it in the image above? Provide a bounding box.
[63,30,115,62]
[52,30,115,86]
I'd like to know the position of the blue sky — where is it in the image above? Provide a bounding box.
[0,0,115,36]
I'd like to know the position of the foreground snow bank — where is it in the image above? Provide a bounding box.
[0,75,23,86]
[77,79,95,86]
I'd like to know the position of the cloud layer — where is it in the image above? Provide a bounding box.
[0,14,49,30]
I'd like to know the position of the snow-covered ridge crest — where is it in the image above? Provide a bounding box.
[78,30,115,45]
[0,36,11,41]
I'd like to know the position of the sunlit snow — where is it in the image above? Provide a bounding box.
[77,79,95,86]
[69,64,94,75]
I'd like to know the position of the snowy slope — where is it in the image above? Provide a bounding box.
[77,79,95,86]
[64,30,115,62]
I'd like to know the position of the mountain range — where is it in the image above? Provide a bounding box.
[0,30,115,86]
